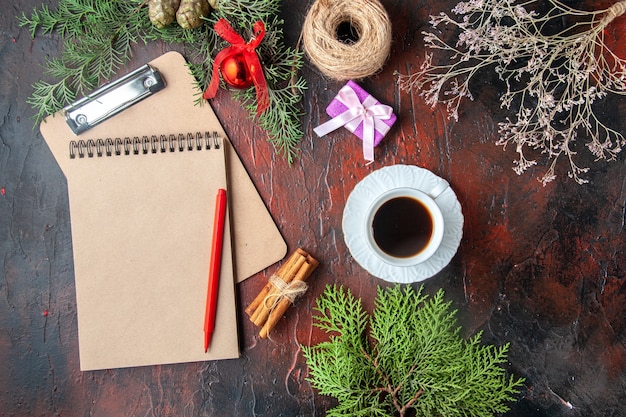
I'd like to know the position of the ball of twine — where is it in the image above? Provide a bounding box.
[302,0,392,80]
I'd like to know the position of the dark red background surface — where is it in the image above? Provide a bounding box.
[1,0,625,416]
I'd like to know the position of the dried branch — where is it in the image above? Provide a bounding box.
[399,0,626,184]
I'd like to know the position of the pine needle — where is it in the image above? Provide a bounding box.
[302,285,525,417]
[19,0,306,163]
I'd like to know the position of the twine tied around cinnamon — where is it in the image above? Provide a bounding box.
[246,248,319,338]
[264,274,309,306]
[302,0,392,80]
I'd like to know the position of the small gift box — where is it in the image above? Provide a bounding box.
[314,80,396,162]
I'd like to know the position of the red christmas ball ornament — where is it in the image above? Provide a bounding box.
[220,53,254,89]
[203,19,270,115]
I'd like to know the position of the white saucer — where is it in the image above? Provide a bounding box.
[342,165,464,283]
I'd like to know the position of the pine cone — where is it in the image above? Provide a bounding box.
[176,0,211,29]
[148,0,181,29]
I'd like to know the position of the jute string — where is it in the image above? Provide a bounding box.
[262,274,309,310]
[302,0,392,80]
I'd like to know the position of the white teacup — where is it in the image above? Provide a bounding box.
[364,184,447,267]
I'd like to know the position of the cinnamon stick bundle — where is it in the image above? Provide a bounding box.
[246,248,318,338]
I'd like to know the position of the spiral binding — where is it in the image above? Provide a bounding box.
[69,131,221,159]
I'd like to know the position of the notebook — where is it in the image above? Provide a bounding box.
[40,51,287,370]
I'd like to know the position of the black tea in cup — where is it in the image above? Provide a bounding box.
[371,196,434,258]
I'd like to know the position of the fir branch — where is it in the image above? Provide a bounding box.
[302,285,525,417]
[19,0,306,162]
[19,0,150,122]
[224,15,307,162]
[216,0,280,24]
[234,77,306,163]
[26,78,77,124]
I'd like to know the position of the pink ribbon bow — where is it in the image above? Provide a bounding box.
[314,85,394,163]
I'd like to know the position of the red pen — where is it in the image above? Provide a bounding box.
[204,188,227,352]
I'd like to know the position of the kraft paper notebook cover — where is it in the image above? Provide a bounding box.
[40,51,286,370]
